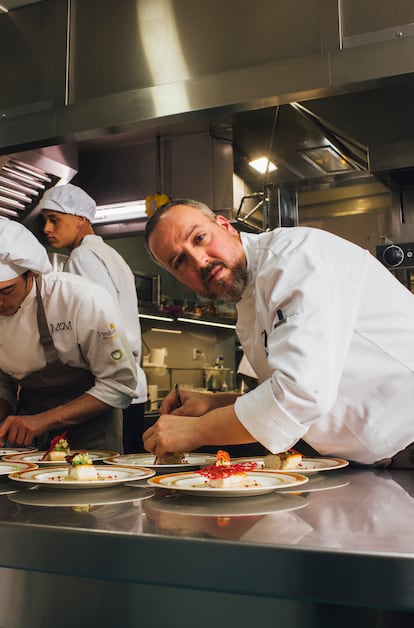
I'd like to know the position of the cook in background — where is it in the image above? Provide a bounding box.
[41,184,147,454]
[142,199,414,469]
[0,217,137,452]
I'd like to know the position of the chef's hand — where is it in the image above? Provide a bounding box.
[143,415,203,458]
[159,388,217,416]
[0,414,47,446]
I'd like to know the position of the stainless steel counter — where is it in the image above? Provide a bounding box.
[0,467,413,627]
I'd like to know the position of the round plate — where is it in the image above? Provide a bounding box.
[8,465,155,489]
[104,452,217,472]
[0,461,37,476]
[234,456,349,474]
[148,470,309,497]
[9,485,155,507]
[3,450,118,466]
[0,447,37,457]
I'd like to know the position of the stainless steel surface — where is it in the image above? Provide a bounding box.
[0,468,413,627]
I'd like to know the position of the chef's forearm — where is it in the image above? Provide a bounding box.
[197,404,254,446]
[33,393,110,432]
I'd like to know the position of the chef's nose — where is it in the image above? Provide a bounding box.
[189,249,208,269]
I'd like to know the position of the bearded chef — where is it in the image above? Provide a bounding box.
[0,217,137,452]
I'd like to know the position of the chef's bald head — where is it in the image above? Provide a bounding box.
[0,217,52,281]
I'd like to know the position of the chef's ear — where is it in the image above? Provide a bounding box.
[216,214,239,235]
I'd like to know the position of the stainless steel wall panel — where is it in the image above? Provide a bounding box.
[68,0,323,104]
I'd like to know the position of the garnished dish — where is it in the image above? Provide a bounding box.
[104,452,217,471]
[234,455,349,474]
[3,449,117,466]
[198,449,259,488]
[41,431,70,461]
[148,449,309,497]
[155,453,186,465]
[66,451,98,481]
[8,465,155,489]
[262,450,303,470]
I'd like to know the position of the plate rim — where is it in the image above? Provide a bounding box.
[147,469,309,496]
[2,449,119,465]
[233,456,349,474]
[8,464,155,489]
[104,452,217,469]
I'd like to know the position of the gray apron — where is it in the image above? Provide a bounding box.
[9,276,122,452]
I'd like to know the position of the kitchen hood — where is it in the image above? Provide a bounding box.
[0,144,78,222]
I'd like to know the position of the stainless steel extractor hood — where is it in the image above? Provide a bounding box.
[0,144,78,222]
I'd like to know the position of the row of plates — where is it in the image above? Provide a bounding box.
[1,449,349,473]
[0,447,349,497]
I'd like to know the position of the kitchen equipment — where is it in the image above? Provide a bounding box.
[147,384,159,411]
[148,347,167,367]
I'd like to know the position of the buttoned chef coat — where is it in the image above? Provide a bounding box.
[0,271,137,413]
[234,227,414,465]
[64,235,147,404]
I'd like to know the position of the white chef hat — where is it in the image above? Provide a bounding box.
[41,183,96,220]
[0,217,52,281]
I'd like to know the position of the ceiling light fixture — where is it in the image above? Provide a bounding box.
[139,313,174,323]
[248,157,277,174]
[93,199,147,224]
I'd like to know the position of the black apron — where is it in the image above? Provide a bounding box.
[8,276,122,452]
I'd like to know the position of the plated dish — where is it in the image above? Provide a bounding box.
[0,461,37,477]
[9,485,155,507]
[148,470,309,497]
[8,465,155,489]
[234,456,349,474]
[3,450,118,466]
[104,452,217,471]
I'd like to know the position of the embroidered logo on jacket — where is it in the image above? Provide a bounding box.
[50,320,72,332]
[97,322,118,340]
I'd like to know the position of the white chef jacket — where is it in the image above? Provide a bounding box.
[64,235,147,403]
[0,271,137,411]
[235,227,414,464]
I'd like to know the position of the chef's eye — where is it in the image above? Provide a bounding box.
[174,254,185,270]
[194,233,205,244]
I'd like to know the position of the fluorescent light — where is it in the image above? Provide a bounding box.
[177,317,236,329]
[139,313,174,322]
[93,199,147,224]
[151,328,182,334]
[248,157,277,174]
[0,5,9,12]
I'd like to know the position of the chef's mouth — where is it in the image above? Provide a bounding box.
[201,261,226,287]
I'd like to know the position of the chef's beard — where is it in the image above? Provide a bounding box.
[200,261,247,303]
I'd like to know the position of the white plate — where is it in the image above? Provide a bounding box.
[104,452,217,471]
[234,456,349,474]
[0,461,37,476]
[2,450,118,466]
[8,465,155,489]
[0,447,37,457]
[9,485,155,507]
[146,491,309,517]
[148,470,309,497]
